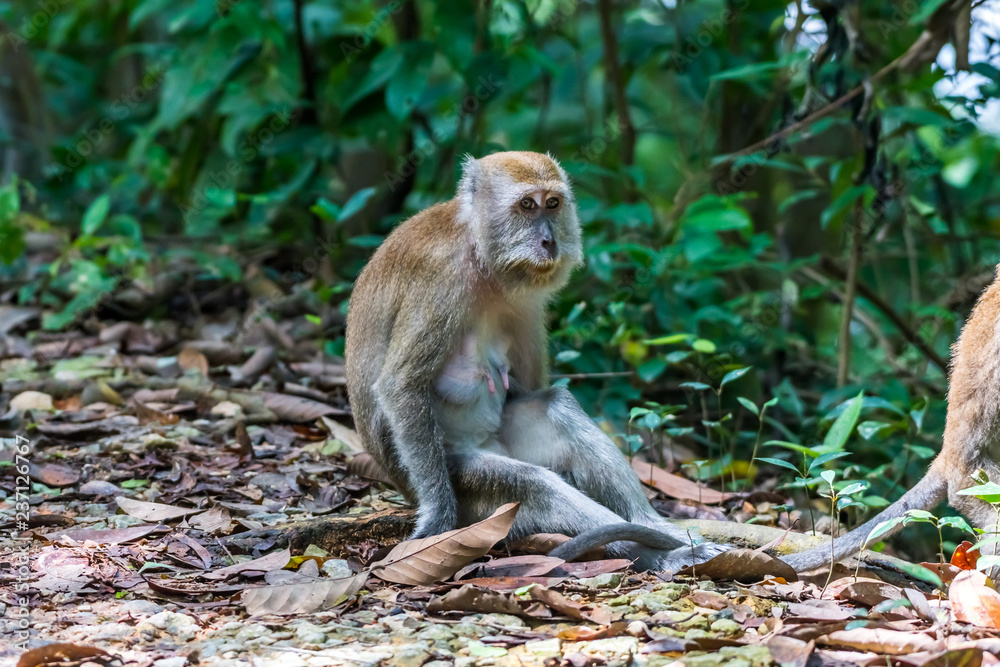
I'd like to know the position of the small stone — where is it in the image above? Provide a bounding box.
[392,644,433,667]
[579,572,623,589]
[452,622,487,638]
[294,621,327,645]
[524,638,560,657]
[697,580,717,591]
[477,613,525,628]
[710,619,743,635]
[580,637,639,656]
[467,640,507,657]
[652,583,690,599]
[153,658,187,667]
[120,600,163,616]
[321,559,352,579]
[684,628,713,641]
[140,611,198,639]
[626,621,648,637]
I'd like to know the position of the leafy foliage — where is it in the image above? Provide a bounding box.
[2,0,998,558]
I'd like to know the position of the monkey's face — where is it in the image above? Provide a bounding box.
[459,152,583,291]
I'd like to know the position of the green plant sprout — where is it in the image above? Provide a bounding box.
[738,394,779,489]
[956,470,1000,578]
[759,392,864,534]
[817,468,867,590]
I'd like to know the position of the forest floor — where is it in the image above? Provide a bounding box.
[3,292,1000,667]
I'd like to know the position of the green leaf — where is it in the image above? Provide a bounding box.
[737,397,758,414]
[680,382,711,392]
[757,457,800,474]
[820,469,836,485]
[720,367,750,389]
[311,198,341,221]
[939,516,974,534]
[638,357,667,382]
[644,334,694,345]
[82,194,111,235]
[764,440,819,457]
[865,516,906,545]
[976,555,1000,572]
[338,187,376,222]
[820,391,864,452]
[910,0,951,25]
[903,509,936,523]
[692,339,716,354]
[955,482,1000,503]
[554,350,580,363]
[386,42,435,119]
[837,482,868,497]
[808,451,851,471]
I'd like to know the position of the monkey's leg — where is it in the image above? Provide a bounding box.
[500,387,682,528]
[450,450,720,571]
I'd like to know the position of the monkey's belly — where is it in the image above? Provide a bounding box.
[435,333,509,450]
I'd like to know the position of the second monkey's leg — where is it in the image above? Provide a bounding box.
[495,387,728,568]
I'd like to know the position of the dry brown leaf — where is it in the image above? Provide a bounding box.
[262,391,339,422]
[188,507,233,534]
[458,576,567,591]
[347,452,395,485]
[950,570,1000,629]
[529,585,615,624]
[764,636,814,667]
[242,572,368,615]
[550,559,631,578]
[44,524,166,545]
[677,548,797,582]
[132,398,180,426]
[475,555,565,579]
[203,547,291,581]
[319,416,364,453]
[370,503,518,585]
[116,497,203,522]
[631,460,732,504]
[17,643,110,667]
[558,622,630,641]
[818,627,942,654]
[427,584,527,616]
[952,541,981,571]
[838,581,904,607]
[29,463,80,488]
[178,346,209,375]
[689,590,729,610]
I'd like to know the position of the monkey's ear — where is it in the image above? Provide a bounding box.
[458,154,483,195]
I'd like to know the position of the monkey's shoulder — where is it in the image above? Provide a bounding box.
[373,200,469,272]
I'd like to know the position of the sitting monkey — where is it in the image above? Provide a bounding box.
[345,151,728,570]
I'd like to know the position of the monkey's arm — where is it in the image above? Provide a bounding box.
[373,296,469,539]
[781,467,947,571]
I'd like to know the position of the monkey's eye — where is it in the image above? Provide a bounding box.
[519,197,536,210]
[545,197,560,209]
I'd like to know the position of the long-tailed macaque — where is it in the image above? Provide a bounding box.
[345,151,727,570]
[784,266,1000,570]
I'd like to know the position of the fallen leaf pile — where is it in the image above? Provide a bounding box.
[4,315,1000,666]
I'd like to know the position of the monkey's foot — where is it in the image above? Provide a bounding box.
[652,541,732,573]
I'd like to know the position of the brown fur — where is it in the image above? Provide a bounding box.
[784,266,1000,571]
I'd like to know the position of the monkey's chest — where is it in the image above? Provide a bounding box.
[435,331,511,450]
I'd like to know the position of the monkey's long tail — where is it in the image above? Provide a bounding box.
[780,468,947,572]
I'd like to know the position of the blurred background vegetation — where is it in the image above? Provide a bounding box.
[2,0,998,552]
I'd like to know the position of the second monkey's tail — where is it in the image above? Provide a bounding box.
[780,467,948,572]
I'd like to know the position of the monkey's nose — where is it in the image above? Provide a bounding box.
[541,236,557,260]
